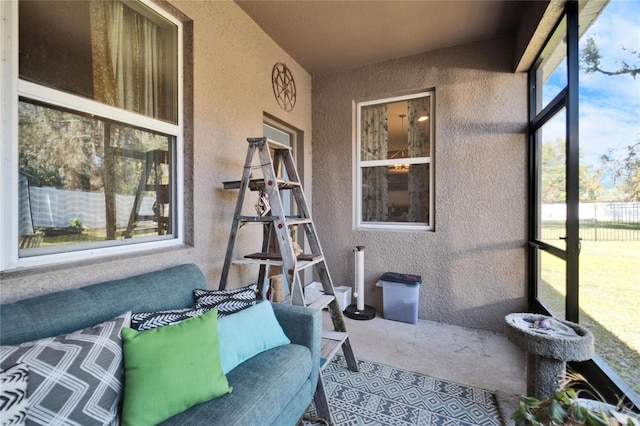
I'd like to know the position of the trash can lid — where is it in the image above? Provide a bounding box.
[380,272,422,285]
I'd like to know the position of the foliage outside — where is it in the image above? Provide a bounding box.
[539,33,640,206]
[541,139,639,204]
[512,372,638,426]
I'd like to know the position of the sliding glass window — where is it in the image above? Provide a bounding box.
[529,0,640,405]
[1,0,184,270]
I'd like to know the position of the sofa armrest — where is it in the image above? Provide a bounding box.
[271,303,322,388]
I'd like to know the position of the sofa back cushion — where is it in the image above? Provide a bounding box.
[0,264,205,346]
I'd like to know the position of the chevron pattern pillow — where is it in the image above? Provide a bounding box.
[131,307,208,331]
[0,312,131,426]
[194,283,258,317]
[0,363,28,426]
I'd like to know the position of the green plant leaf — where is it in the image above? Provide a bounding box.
[521,395,544,407]
[581,406,613,426]
[546,399,568,423]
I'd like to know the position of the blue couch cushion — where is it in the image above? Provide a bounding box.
[217,301,291,373]
[158,343,312,426]
[0,264,205,346]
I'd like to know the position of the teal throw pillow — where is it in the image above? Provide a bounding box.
[217,301,290,373]
[121,308,231,426]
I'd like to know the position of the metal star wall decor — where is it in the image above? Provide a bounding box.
[272,63,296,111]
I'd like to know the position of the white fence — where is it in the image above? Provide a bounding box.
[541,203,640,241]
[541,203,640,221]
[19,184,155,234]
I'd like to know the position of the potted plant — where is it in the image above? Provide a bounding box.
[511,372,639,426]
[68,217,84,233]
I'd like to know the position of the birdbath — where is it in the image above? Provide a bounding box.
[504,313,594,400]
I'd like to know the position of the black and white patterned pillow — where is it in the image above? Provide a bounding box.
[0,363,28,426]
[194,283,258,317]
[0,312,131,426]
[131,307,208,331]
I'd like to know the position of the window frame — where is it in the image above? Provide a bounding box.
[527,0,639,408]
[0,0,185,271]
[354,91,434,231]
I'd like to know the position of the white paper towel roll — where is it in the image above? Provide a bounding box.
[354,246,365,310]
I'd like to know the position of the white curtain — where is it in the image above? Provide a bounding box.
[90,1,163,119]
[89,1,166,238]
[407,98,429,223]
[361,104,389,221]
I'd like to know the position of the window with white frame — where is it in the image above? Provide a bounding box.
[355,92,434,230]
[1,0,184,270]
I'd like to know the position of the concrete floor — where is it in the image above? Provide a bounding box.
[326,311,527,397]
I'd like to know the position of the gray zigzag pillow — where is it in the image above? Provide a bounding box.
[194,283,258,317]
[0,363,28,426]
[131,307,208,331]
[0,312,131,426]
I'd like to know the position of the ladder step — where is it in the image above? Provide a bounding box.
[285,218,312,226]
[232,255,324,270]
[223,178,300,191]
[306,294,335,310]
[237,215,311,225]
[244,252,322,262]
[320,330,349,370]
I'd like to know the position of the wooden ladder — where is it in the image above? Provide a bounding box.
[124,149,170,238]
[220,137,358,425]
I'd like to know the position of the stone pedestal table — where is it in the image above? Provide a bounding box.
[504,313,594,399]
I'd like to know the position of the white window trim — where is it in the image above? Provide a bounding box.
[0,0,185,271]
[353,91,434,231]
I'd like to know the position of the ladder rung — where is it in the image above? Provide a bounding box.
[236,216,311,225]
[238,215,278,223]
[295,257,325,270]
[286,218,312,226]
[306,294,335,310]
[223,178,300,191]
[320,330,348,370]
[144,183,169,191]
[223,179,247,190]
[231,256,324,270]
[232,258,284,267]
[275,178,300,188]
[244,252,322,262]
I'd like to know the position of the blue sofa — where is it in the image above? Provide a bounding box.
[0,264,322,425]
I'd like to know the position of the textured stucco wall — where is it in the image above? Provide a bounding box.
[0,1,312,302]
[312,37,528,332]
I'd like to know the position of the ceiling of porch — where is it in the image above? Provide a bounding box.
[235,0,543,75]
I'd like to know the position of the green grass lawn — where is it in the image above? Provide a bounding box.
[538,240,640,395]
[37,226,158,247]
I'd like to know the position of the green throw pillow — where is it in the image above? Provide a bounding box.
[121,308,231,426]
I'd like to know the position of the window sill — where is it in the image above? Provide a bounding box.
[355,223,433,232]
[1,241,189,277]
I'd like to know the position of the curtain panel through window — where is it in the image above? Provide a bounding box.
[361,104,389,221]
[89,1,171,121]
[407,97,429,223]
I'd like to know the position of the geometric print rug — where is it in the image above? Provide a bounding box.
[304,354,502,426]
